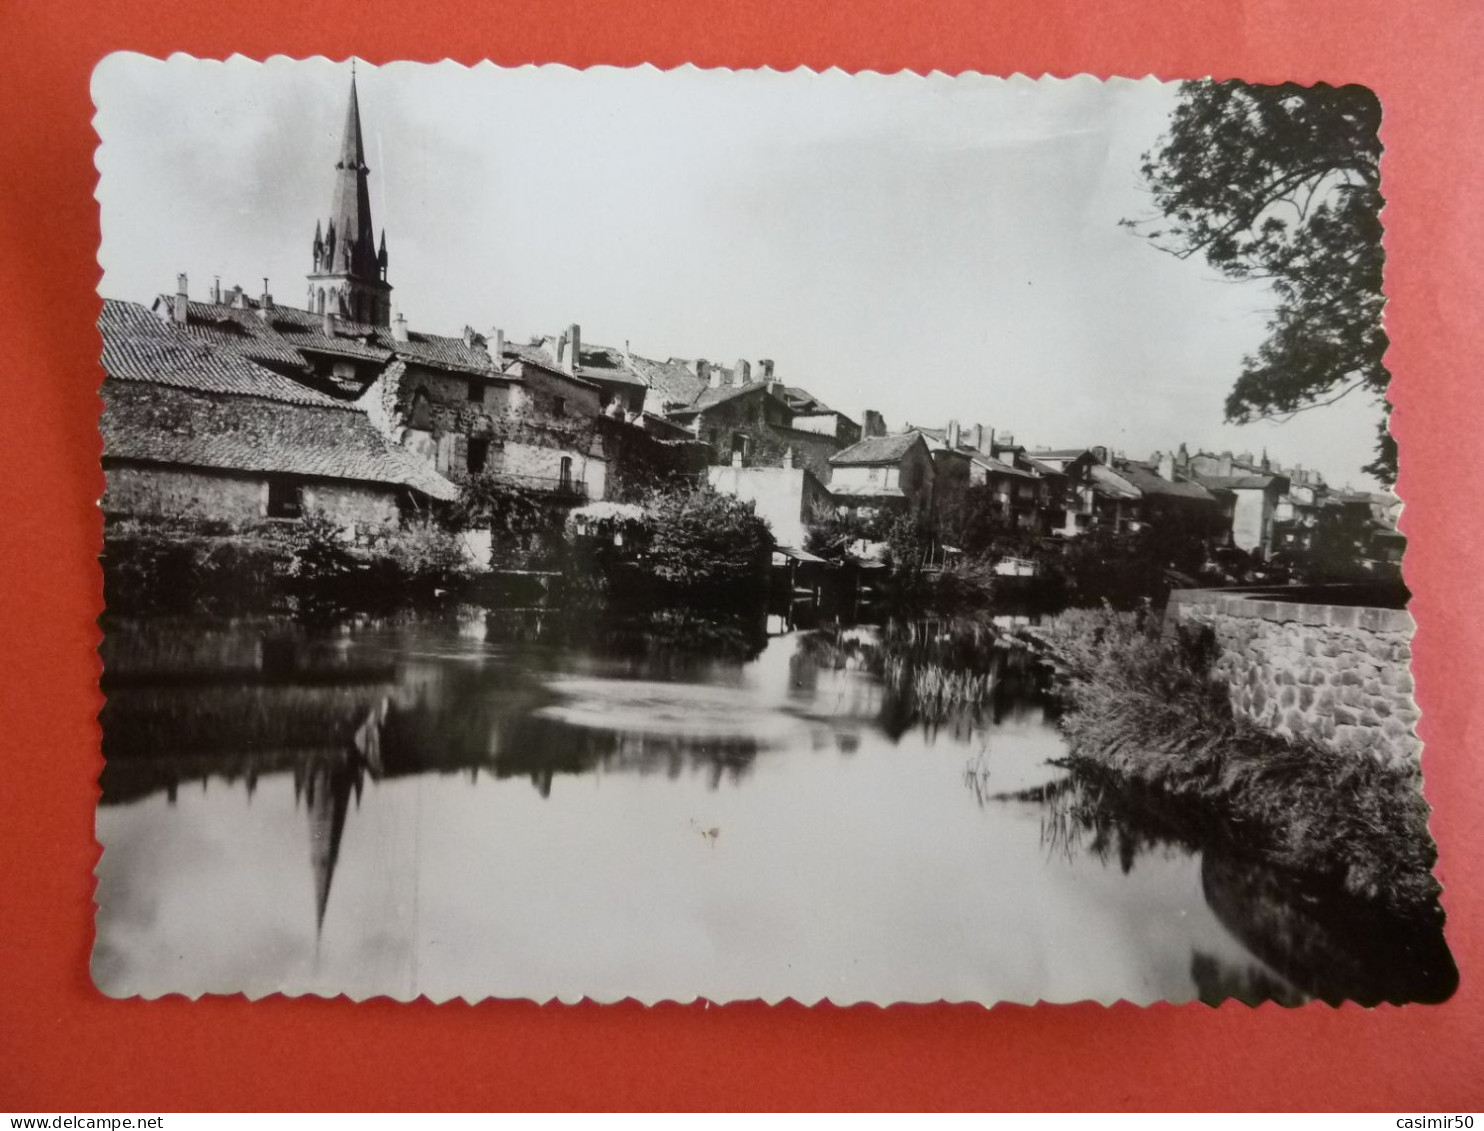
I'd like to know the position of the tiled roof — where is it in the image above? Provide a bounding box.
[166,297,390,365]
[1116,461,1219,502]
[1020,457,1065,478]
[382,330,499,374]
[1193,473,1286,492]
[781,386,835,414]
[100,307,346,409]
[830,432,923,465]
[1090,464,1141,500]
[1029,448,1092,460]
[974,454,1037,480]
[502,357,601,390]
[575,357,647,388]
[101,298,302,370]
[674,381,770,414]
[627,353,706,407]
[102,380,458,501]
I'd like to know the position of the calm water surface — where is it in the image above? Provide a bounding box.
[93,607,1449,1005]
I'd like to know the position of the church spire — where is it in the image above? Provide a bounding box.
[307,65,392,325]
[329,71,373,277]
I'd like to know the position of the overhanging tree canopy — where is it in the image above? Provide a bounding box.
[1126,81,1393,482]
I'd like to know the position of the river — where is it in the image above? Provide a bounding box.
[92,605,1453,1005]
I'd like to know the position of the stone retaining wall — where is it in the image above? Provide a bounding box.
[1169,588,1420,765]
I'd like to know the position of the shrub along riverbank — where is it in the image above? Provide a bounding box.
[1038,606,1442,921]
[99,482,776,618]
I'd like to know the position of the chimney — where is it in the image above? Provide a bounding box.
[212,276,222,304]
[709,368,722,389]
[946,419,961,450]
[782,447,795,469]
[997,431,1016,450]
[391,311,410,343]
[978,426,995,456]
[967,424,983,453]
[758,359,775,380]
[552,332,566,368]
[173,273,189,324]
[1177,442,1190,472]
[1218,451,1234,477]
[566,323,581,374]
[862,409,886,438]
[323,308,336,337]
[492,327,505,362]
[229,286,248,309]
[463,325,477,349]
[693,359,711,382]
[1157,450,1174,481]
[1091,445,1108,466]
[257,278,274,321]
[735,359,752,385]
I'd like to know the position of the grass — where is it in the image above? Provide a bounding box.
[1038,605,1442,919]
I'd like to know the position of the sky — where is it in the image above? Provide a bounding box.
[93,54,1387,489]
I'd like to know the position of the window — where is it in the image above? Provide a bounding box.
[467,437,490,475]
[267,479,303,519]
[553,396,567,416]
[467,380,483,404]
[410,390,432,430]
[559,456,574,491]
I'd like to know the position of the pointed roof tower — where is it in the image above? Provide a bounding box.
[307,64,392,325]
[330,71,374,276]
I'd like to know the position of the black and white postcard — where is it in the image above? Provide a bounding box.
[91,56,1454,1006]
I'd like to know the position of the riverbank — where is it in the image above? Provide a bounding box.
[1038,605,1444,923]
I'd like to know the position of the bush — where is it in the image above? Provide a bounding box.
[803,503,890,558]
[638,484,773,590]
[448,473,574,569]
[1040,605,1442,917]
[102,523,292,615]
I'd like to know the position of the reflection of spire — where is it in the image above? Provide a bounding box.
[305,759,356,938]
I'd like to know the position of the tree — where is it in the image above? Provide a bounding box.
[640,484,774,589]
[1126,81,1393,482]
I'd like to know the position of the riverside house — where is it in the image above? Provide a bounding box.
[827,431,936,520]
[99,300,458,533]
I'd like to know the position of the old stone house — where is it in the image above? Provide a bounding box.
[665,377,852,485]
[99,306,457,532]
[357,346,610,501]
[827,432,936,519]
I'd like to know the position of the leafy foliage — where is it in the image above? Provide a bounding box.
[638,484,774,589]
[448,472,572,568]
[1128,81,1392,481]
[1042,606,1440,916]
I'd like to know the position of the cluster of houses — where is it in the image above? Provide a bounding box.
[99,75,1402,576]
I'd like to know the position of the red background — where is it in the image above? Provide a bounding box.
[2,0,1481,1112]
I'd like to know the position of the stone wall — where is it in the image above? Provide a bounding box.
[104,463,268,525]
[1169,588,1419,765]
[105,461,403,532]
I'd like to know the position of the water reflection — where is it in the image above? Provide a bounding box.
[94,607,1451,1005]
[999,774,1457,1006]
